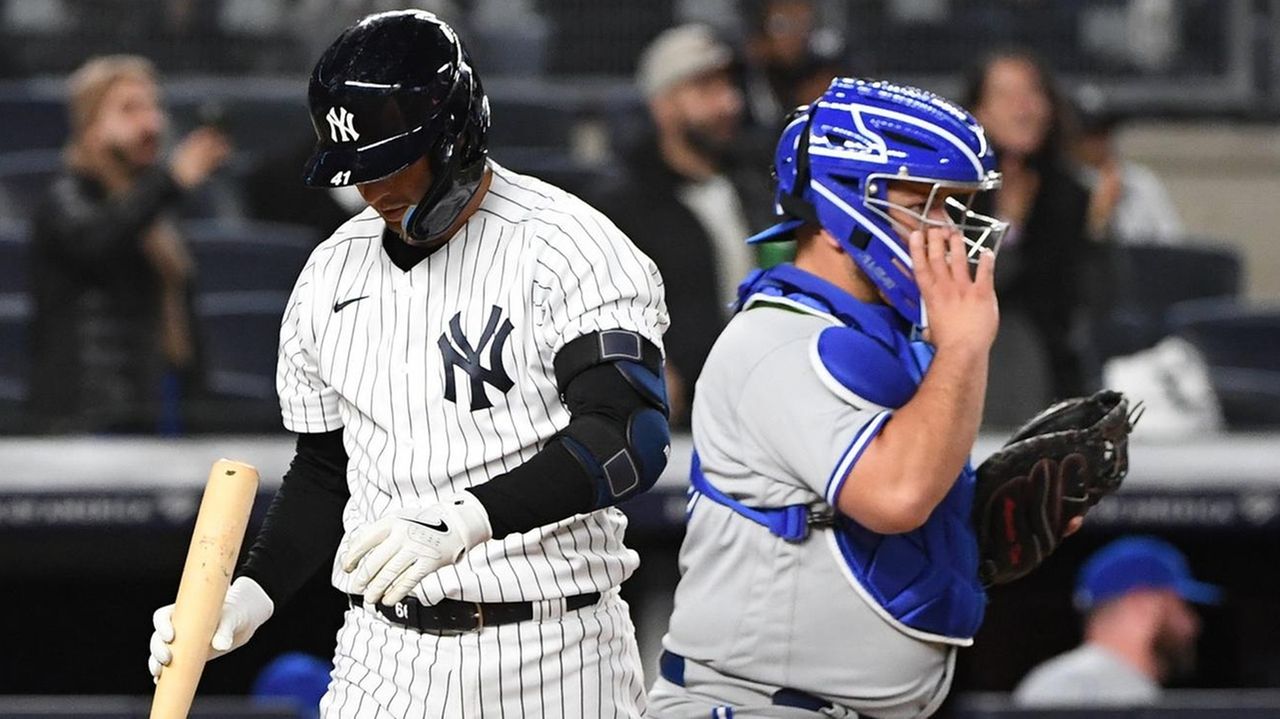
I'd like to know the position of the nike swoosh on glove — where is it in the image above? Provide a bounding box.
[341,492,493,606]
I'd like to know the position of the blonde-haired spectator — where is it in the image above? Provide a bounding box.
[27,55,230,433]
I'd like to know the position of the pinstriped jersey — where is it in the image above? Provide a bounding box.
[276,161,669,605]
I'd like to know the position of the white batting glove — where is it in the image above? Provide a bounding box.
[148,576,274,683]
[341,492,493,606]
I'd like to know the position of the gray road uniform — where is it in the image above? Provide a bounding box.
[649,265,985,719]
[1013,644,1160,707]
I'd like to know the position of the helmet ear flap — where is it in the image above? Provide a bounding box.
[772,105,807,178]
[792,107,814,200]
[776,106,819,225]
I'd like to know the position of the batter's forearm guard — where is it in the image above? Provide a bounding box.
[554,330,670,509]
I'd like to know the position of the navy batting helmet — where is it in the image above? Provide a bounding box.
[303,10,490,243]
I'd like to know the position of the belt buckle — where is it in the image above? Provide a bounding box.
[429,601,485,636]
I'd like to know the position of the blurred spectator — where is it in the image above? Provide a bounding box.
[468,0,550,77]
[27,55,230,433]
[594,25,774,426]
[789,53,845,108]
[1074,90,1185,245]
[965,50,1092,425]
[741,0,822,125]
[1014,536,1222,707]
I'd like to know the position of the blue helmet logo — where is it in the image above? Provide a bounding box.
[748,78,1007,327]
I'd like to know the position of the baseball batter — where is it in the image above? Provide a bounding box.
[648,79,1010,718]
[148,11,669,717]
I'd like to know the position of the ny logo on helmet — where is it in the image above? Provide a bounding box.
[326,106,360,143]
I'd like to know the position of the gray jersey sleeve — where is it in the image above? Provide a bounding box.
[695,307,891,507]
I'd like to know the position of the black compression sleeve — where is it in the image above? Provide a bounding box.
[465,363,644,538]
[465,441,592,539]
[237,429,349,604]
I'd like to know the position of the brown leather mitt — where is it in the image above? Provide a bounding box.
[973,390,1141,586]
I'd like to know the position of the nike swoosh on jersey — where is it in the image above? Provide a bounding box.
[333,295,369,312]
[405,517,449,533]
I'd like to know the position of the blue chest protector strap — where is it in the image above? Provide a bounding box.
[689,452,832,543]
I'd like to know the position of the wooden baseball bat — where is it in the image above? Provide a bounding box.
[149,459,259,719]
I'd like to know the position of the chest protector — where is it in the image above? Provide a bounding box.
[689,264,985,642]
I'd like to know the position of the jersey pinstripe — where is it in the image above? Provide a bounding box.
[276,161,668,607]
[322,589,647,718]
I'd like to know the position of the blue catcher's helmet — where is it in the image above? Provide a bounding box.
[747,78,1007,327]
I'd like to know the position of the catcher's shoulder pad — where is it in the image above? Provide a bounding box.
[812,326,915,410]
[1005,390,1128,445]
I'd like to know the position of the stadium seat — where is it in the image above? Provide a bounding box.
[0,225,30,431]
[0,88,67,153]
[496,149,615,198]
[488,95,577,152]
[183,220,314,431]
[183,219,318,294]
[0,221,29,294]
[1092,241,1242,359]
[196,291,289,400]
[0,149,62,223]
[0,292,29,399]
[0,292,30,432]
[188,290,290,433]
[167,92,311,164]
[1169,299,1280,428]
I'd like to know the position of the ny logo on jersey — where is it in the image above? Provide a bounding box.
[326,106,360,143]
[438,305,515,411]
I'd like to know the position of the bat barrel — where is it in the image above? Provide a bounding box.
[149,459,259,719]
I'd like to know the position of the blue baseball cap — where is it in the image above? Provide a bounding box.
[1074,536,1223,611]
[252,652,332,719]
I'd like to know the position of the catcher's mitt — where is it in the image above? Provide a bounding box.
[973,390,1141,586]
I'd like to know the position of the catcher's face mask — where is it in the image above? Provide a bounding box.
[747,77,1005,327]
[865,176,1007,267]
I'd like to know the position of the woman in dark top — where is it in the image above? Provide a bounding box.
[965,50,1092,425]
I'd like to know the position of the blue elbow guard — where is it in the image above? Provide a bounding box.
[561,409,669,508]
[554,330,671,508]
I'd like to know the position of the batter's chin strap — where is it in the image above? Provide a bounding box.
[400,154,487,244]
[552,330,670,510]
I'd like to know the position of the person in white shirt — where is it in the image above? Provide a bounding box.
[1076,105,1185,245]
[1014,536,1222,707]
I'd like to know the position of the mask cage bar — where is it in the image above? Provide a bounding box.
[863,172,1008,263]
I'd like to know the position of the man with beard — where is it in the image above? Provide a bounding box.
[28,55,230,432]
[741,0,820,126]
[596,25,773,425]
[1014,536,1221,707]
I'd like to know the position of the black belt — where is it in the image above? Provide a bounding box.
[347,592,600,636]
[659,650,840,714]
